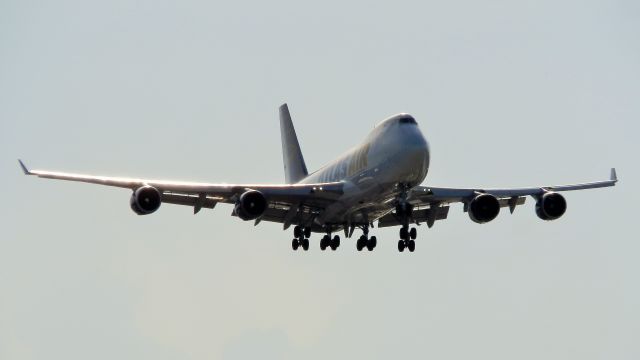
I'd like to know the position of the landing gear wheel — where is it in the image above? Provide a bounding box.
[301,238,309,251]
[293,226,302,238]
[304,227,311,238]
[409,227,417,240]
[356,236,366,251]
[398,240,405,252]
[367,236,377,251]
[320,235,329,250]
[400,227,408,240]
[292,238,300,251]
[407,239,416,252]
[330,235,340,250]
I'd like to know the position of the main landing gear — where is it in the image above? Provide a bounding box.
[397,225,417,252]
[355,226,377,252]
[292,226,341,251]
[291,225,311,251]
[396,183,417,253]
[320,233,341,251]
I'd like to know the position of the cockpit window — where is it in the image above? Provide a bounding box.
[399,117,417,125]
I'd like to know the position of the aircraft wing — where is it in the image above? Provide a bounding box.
[407,168,618,219]
[18,160,342,226]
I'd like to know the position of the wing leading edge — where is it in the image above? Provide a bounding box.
[409,168,618,206]
[17,160,343,215]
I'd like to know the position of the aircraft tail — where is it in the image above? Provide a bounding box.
[279,103,308,183]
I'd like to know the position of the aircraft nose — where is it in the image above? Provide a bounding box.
[404,127,429,155]
[409,140,429,166]
[405,131,430,180]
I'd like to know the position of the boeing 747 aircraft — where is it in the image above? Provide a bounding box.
[19,104,617,252]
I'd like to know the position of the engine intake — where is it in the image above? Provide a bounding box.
[468,193,500,224]
[234,190,267,220]
[130,186,162,215]
[536,192,566,220]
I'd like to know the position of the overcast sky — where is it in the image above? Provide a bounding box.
[1,0,639,359]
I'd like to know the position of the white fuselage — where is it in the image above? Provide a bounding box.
[299,114,430,226]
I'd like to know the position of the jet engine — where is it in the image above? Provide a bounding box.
[468,193,500,224]
[234,190,267,220]
[130,186,162,215]
[535,192,566,220]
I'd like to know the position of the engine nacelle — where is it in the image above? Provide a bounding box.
[536,192,566,221]
[234,190,267,220]
[130,186,162,215]
[468,193,500,224]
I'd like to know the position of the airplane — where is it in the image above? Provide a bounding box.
[19,103,618,252]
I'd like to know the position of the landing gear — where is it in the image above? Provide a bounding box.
[320,234,341,251]
[291,237,309,251]
[292,226,311,251]
[355,226,377,252]
[399,226,418,240]
[396,184,419,253]
[398,225,417,252]
[397,239,416,252]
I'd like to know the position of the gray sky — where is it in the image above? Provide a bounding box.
[1,0,639,359]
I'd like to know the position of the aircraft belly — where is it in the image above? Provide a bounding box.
[316,177,396,225]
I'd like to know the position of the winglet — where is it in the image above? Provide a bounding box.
[18,159,33,175]
[610,168,618,182]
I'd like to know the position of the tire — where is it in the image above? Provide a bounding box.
[356,236,366,251]
[397,240,405,252]
[304,227,311,238]
[332,235,340,248]
[409,227,417,240]
[293,226,301,238]
[302,238,309,251]
[367,236,377,251]
[400,227,408,240]
[408,240,416,252]
[292,238,299,251]
[320,235,328,250]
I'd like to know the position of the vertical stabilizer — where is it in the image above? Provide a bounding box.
[279,104,308,183]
